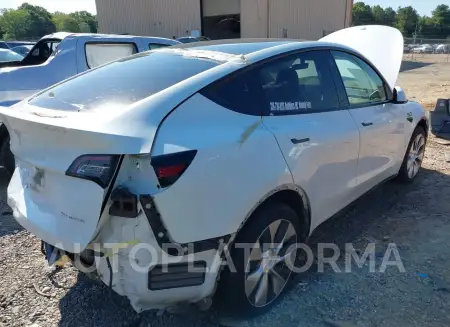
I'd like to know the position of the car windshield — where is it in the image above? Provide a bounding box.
[29,50,220,112]
[0,49,23,62]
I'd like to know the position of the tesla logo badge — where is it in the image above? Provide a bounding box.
[406,112,413,123]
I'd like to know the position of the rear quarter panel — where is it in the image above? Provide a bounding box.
[150,93,294,244]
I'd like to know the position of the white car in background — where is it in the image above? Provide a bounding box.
[412,44,433,54]
[435,44,449,54]
[0,26,428,316]
[0,48,24,62]
[10,45,34,57]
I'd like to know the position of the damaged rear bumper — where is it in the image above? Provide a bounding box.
[85,195,231,312]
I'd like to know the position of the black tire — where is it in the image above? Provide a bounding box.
[0,135,15,179]
[215,201,303,317]
[396,126,427,183]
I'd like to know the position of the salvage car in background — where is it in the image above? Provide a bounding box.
[0,26,428,317]
[0,42,10,49]
[435,44,449,54]
[0,32,180,176]
[0,49,24,62]
[11,45,34,57]
[412,44,433,54]
[177,36,211,43]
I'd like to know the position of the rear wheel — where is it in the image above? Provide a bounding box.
[0,135,15,179]
[397,126,426,183]
[216,202,302,317]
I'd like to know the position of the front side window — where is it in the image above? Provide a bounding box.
[201,50,340,116]
[85,42,137,68]
[331,51,387,106]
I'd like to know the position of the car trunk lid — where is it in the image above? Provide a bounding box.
[0,104,160,253]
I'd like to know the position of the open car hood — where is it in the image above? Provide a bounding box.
[321,25,404,90]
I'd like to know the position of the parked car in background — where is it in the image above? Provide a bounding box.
[0,49,24,62]
[403,44,410,53]
[0,32,180,176]
[435,44,449,54]
[6,41,35,48]
[0,41,10,50]
[0,25,428,317]
[11,45,34,57]
[176,36,211,43]
[412,44,433,54]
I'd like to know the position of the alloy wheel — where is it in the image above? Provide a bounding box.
[407,133,425,179]
[244,219,298,307]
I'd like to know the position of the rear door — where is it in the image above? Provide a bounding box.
[330,50,406,189]
[259,50,361,228]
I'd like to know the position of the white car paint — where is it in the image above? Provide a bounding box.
[0,26,428,312]
[0,32,180,107]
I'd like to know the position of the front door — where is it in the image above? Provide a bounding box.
[330,50,406,190]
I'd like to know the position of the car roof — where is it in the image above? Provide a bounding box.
[173,38,305,55]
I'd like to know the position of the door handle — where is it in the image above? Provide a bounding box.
[361,122,373,127]
[291,137,310,144]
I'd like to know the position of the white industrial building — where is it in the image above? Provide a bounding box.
[96,0,353,40]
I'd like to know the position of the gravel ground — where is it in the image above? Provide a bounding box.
[1,58,450,327]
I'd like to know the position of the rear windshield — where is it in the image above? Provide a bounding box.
[29,51,219,111]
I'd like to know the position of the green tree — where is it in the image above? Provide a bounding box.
[17,3,56,39]
[352,2,374,26]
[371,5,386,25]
[70,11,97,33]
[384,7,397,27]
[396,6,419,36]
[418,15,439,38]
[0,8,31,40]
[431,4,450,37]
[432,4,450,26]
[52,12,80,32]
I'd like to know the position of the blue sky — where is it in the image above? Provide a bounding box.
[1,0,442,16]
[2,0,97,13]
[355,0,443,16]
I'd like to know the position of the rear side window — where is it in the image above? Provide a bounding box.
[202,50,340,116]
[85,42,138,68]
[29,51,219,111]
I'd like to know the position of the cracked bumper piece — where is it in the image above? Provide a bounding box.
[92,196,230,312]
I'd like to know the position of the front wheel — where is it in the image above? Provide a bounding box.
[396,126,426,183]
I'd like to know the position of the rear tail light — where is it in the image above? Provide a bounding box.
[66,155,120,188]
[151,150,197,188]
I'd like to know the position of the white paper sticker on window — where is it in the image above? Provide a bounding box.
[85,43,137,69]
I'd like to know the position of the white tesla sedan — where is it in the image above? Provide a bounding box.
[0,26,427,316]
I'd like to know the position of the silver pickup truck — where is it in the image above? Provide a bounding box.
[0,32,180,176]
